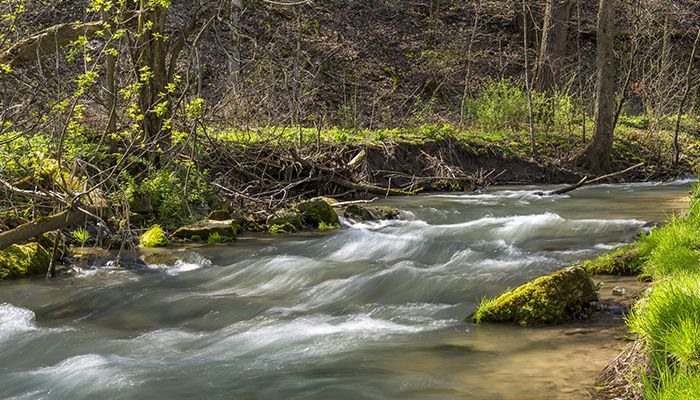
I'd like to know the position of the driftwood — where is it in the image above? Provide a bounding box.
[538,162,645,196]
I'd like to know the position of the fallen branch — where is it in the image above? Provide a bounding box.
[332,197,379,207]
[327,176,419,196]
[539,162,645,196]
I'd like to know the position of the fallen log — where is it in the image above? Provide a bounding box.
[537,162,645,196]
[0,21,104,67]
[0,209,84,251]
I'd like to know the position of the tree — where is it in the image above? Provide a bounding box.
[534,0,572,93]
[577,0,617,173]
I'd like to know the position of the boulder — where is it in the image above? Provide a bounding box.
[471,266,599,325]
[296,197,339,228]
[207,209,231,221]
[266,210,302,231]
[172,220,240,241]
[344,204,400,221]
[0,243,51,280]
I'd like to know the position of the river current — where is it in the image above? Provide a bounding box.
[0,181,692,399]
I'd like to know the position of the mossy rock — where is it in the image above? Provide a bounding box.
[583,244,644,276]
[471,266,599,326]
[172,220,240,241]
[207,209,231,221]
[372,206,400,220]
[296,197,339,228]
[266,210,302,231]
[140,225,168,248]
[344,204,400,221]
[0,243,51,280]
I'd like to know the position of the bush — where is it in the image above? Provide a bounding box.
[126,166,213,229]
[466,78,530,133]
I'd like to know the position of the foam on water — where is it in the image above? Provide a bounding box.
[0,303,37,343]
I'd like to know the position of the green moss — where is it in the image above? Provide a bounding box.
[0,243,51,280]
[270,223,295,234]
[471,266,598,326]
[296,198,339,228]
[140,225,169,248]
[583,244,645,276]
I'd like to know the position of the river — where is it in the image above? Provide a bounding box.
[0,181,692,399]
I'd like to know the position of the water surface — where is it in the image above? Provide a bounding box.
[0,181,691,399]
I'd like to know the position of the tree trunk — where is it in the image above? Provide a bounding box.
[102,10,118,135]
[0,210,83,251]
[578,0,617,173]
[672,29,700,166]
[137,0,170,156]
[534,0,572,93]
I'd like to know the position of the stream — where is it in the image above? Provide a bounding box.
[0,181,692,400]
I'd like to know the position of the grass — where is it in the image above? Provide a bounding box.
[317,221,340,231]
[623,187,700,398]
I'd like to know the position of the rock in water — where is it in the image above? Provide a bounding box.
[344,204,400,221]
[296,198,339,228]
[0,243,51,280]
[471,266,599,325]
[266,210,303,231]
[172,220,240,241]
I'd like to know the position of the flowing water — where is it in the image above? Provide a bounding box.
[0,181,692,400]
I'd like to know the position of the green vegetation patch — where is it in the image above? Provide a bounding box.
[583,244,645,276]
[317,221,340,231]
[270,223,296,234]
[471,266,598,326]
[140,225,169,248]
[0,243,51,280]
